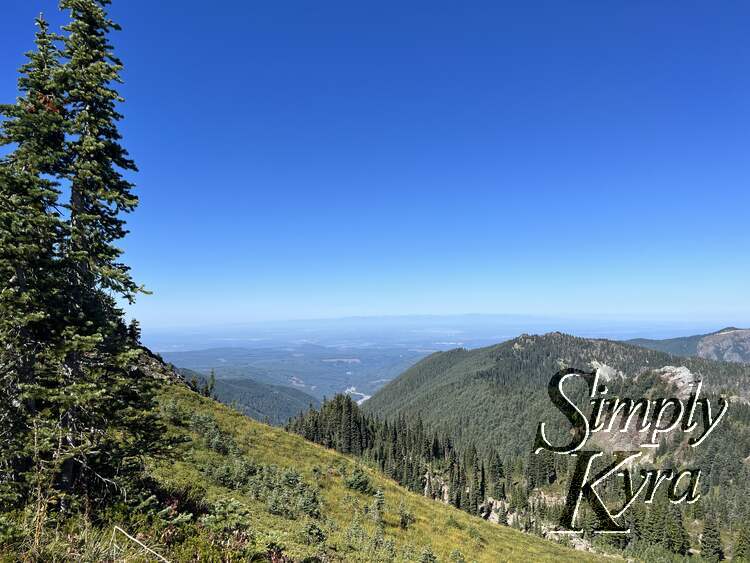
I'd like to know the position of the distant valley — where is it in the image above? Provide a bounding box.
[162,343,429,404]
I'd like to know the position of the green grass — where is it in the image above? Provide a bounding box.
[145,383,611,562]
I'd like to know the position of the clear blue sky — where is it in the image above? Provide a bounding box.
[3,1,749,328]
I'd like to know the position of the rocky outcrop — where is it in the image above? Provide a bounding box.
[591,361,623,382]
[423,471,449,503]
[653,365,697,399]
[135,346,188,385]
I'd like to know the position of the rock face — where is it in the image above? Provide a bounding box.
[591,360,623,382]
[423,471,449,503]
[697,329,750,363]
[653,365,697,399]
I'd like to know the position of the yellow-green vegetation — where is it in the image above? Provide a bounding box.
[144,382,609,562]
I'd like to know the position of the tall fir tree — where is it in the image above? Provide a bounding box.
[702,513,725,562]
[665,504,690,556]
[0,0,164,516]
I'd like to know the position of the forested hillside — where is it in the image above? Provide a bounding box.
[363,332,750,455]
[179,367,320,425]
[348,332,750,559]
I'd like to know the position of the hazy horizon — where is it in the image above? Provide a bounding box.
[140,312,746,353]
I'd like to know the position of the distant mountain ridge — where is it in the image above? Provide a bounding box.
[178,367,319,425]
[627,326,750,363]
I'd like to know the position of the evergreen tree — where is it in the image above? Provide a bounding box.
[1,0,164,517]
[0,13,68,509]
[665,504,690,555]
[735,520,750,561]
[496,507,509,526]
[127,318,141,345]
[702,514,725,562]
[201,369,216,398]
[488,451,504,498]
[44,0,165,505]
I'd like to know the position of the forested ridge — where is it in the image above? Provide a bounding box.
[628,327,750,364]
[363,333,750,455]
[314,332,750,560]
[179,366,321,426]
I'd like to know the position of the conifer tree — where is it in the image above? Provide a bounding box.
[42,0,161,505]
[665,504,690,555]
[735,520,750,561]
[702,513,725,562]
[496,507,508,526]
[0,14,67,507]
[488,451,504,498]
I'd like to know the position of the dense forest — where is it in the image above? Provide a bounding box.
[345,333,750,559]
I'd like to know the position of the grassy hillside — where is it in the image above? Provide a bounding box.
[4,364,609,561]
[139,382,607,561]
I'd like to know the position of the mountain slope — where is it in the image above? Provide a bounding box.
[359,332,750,558]
[5,350,606,561]
[140,360,607,561]
[627,327,750,363]
[179,367,319,425]
[362,332,750,456]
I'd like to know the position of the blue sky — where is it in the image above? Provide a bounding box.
[2,1,749,328]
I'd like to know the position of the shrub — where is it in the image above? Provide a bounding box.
[0,514,23,546]
[200,498,253,535]
[398,500,415,530]
[420,546,438,563]
[203,456,320,520]
[302,521,326,545]
[189,413,239,454]
[345,467,372,494]
[445,514,462,529]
